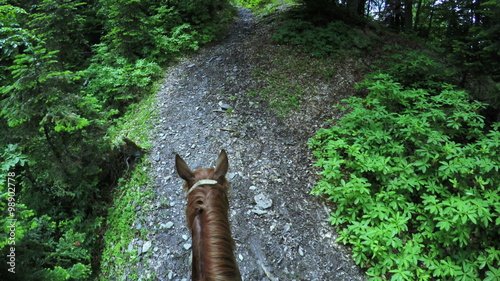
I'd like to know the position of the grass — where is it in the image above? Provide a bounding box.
[108,91,160,150]
[98,159,156,280]
[247,43,343,118]
[98,90,159,280]
[248,68,304,117]
[233,0,298,16]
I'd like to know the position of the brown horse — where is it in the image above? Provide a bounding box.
[175,150,242,281]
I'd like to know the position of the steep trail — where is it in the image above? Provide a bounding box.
[138,8,367,281]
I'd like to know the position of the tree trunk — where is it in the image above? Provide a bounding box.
[347,0,359,15]
[426,6,434,39]
[403,0,413,32]
[385,0,403,30]
[357,0,367,16]
[414,0,423,33]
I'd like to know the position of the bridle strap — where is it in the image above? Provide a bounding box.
[187,179,218,194]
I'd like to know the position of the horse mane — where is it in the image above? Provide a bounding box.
[185,168,241,281]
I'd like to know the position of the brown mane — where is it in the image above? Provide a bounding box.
[176,151,241,281]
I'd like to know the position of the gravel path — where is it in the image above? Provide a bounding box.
[138,8,367,281]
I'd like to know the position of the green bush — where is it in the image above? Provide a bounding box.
[97,0,232,63]
[82,57,162,109]
[309,74,500,280]
[22,218,95,280]
[273,17,372,57]
[233,0,269,9]
[1,0,234,279]
[372,48,456,91]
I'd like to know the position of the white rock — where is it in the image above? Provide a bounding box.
[142,241,152,253]
[252,208,267,215]
[254,193,273,209]
[219,101,232,111]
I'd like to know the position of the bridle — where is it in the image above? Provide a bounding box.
[187,179,219,194]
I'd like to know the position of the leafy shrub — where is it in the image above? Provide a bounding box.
[309,74,500,280]
[1,0,233,279]
[44,263,91,281]
[98,0,233,63]
[82,57,162,110]
[372,48,456,91]
[0,4,33,83]
[235,0,297,14]
[273,17,372,57]
[154,23,202,59]
[6,215,97,281]
[233,0,269,9]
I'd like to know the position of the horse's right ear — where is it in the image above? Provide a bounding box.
[175,154,194,182]
[214,149,229,181]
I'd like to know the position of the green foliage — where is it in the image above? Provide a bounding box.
[309,74,500,280]
[372,48,455,91]
[97,0,166,61]
[1,0,234,279]
[248,67,304,117]
[0,3,33,82]
[233,0,272,9]
[451,0,500,105]
[273,15,372,57]
[99,160,155,280]
[476,0,500,79]
[0,144,27,178]
[12,216,99,280]
[413,0,500,103]
[0,145,33,250]
[44,263,91,281]
[1,44,89,129]
[27,0,92,69]
[233,0,294,14]
[1,41,110,214]
[39,226,93,280]
[83,57,162,109]
[97,0,233,63]
[107,89,159,150]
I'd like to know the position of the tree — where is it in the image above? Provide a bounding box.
[1,0,234,278]
[27,0,91,69]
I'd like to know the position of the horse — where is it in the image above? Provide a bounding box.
[175,150,242,281]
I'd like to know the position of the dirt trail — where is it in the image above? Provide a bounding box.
[137,8,367,281]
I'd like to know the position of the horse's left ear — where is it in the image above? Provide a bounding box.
[214,149,229,180]
[175,154,194,182]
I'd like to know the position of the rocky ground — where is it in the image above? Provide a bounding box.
[134,8,368,281]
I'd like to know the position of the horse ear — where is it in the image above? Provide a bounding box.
[214,149,229,180]
[175,154,194,182]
